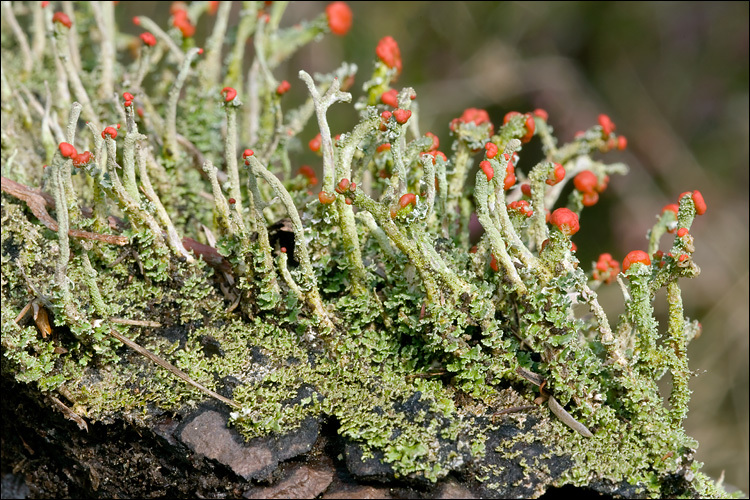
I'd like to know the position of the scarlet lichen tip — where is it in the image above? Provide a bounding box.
[484,141,498,159]
[242,149,254,158]
[622,250,651,272]
[593,253,620,284]
[546,163,565,186]
[308,134,322,152]
[72,151,91,167]
[276,80,291,96]
[139,32,157,46]
[326,2,353,36]
[508,200,533,217]
[52,11,72,29]
[393,108,411,125]
[503,163,516,191]
[662,203,679,215]
[318,191,336,205]
[452,108,493,133]
[520,113,536,143]
[532,108,549,121]
[598,114,616,137]
[335,178,351,194]
[549,208,580,236]
[425,132,439,152]
[479,160,494,182]
[221,87,237,102]
[172,8,195,38]
[375,36,402,75]
[574,170,599,194]
[691,190,707,215]
[58,142,78,159]
[380,89,399,108]
[398,193,417,209]
[101,126,118,139]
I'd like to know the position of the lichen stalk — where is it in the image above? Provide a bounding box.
[164,47,202,158]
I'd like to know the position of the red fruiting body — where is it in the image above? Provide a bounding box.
[490,254,499,272]
[318,191,336,204]
[172,8,195,37]
[376,143,391,153]
[52,12,72,29]
[503,163,516,191]
[298,165,316,178]
[503,111,522,124]
[398,193,417,209]
[508,200,533,217]
[521,183,532,197]
[622,250,651,272]
[276,80,291,95]
[574,170,598,194]
[520,113,536,143]
[479,160,494,181]
[598,114,616,137]
[677,228,689,238]
[243,149,254,158]
[228,198,236,205]
[345,197,353,205]
[221,87,237,102]
[431,151,447,163]
[484,141,498,159]
[308,134,321,152]
[72,151,92,167]
[58,142,78,159]
[102,126,118,139]
[123,92,134,101]
[662,203,679,215]
[451,108,493,135]
[207,1,220,15]
[546,163,565,186]
[132,16,141,26]
[380,89,399,108]
[376,36,402,75]
[140,32,157,46]
[425,132,439,152]
[581,191,599,207]
[393,108,411,125]
[678,254,689,262]
[550,208,580,236]
[335,178,351,194]
[617,136,627,150]
[532,108,549,121]
[593,253,620,283]
[691,190,707,215]
[326,1,353,36]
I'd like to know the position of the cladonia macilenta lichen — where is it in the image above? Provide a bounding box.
[0,2,736,497]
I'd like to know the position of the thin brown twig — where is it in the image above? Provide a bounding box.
[1,176,128,246]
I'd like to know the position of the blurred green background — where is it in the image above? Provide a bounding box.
[126,1,748,493]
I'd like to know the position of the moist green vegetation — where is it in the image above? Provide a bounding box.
[0,2,737,496]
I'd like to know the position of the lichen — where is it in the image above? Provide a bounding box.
[0,2,741,497]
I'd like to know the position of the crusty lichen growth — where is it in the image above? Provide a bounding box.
[0,2,739,497]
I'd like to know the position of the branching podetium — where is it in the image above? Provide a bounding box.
[1,2,731,496]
